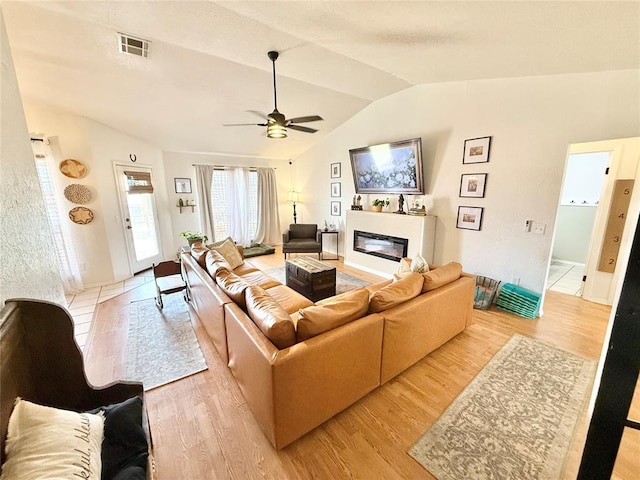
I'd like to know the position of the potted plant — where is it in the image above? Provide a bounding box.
[180,231,208,246]
[371,199,389,212]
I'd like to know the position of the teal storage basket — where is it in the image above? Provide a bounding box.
[496,283,541,319]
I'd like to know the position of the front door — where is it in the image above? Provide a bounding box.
[116,165,163,273]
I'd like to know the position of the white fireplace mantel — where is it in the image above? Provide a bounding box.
[345,210,436,277]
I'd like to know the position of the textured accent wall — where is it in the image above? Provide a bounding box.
[0,11,64,306]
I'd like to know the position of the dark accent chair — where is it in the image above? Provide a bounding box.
[153,260,186,309]
[282,224,322,259]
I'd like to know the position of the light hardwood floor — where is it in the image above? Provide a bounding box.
[84,249,640,479]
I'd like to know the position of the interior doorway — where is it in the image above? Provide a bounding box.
[115,165,163,274]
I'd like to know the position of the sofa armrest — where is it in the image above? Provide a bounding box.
[316,229,322,242]
[282,230,290,243]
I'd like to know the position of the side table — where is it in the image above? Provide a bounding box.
[320,230,339,260]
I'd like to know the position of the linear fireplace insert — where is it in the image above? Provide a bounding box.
[353,230,409,262]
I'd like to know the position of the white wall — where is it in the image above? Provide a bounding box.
[552,206,597,263]
[0,12,65,306]
[23,106,168,285]
[293,70,640,293]
[161,151,289,253]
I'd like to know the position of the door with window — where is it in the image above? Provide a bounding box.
[116,165,163,273]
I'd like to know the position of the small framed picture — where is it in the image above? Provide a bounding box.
[331,201,341,216]
[331,182,341,198]
[457,206,484,231]
[331,162,341,178]
[174,177,192,193]
[463,136,491,164]
[459,173,487,198]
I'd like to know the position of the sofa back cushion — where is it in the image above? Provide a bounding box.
[211,238,244,269]
[421,262,463,292]
[288,223,318,240]
[216,269,250,310]
[368,272,424,313]
[190,244,210,268]
[205,250,233,278]
[245,286,296,350]
[296,288,370,342]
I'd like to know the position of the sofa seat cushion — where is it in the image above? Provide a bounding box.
[233,262,259,276]
[211,237,244,269]
[368,272,424,313]
[239,270,281,290]
[421,262,463,292]
[296,288,370,342]
[205,250,233,278]
[245,286,296,349]
[282,239,321,253]
[216,269,251,310]
[265,284,313,314]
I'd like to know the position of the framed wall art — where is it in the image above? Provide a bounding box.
[456,206,484,231]
[331,182,341,198]
[463,136,491,164]
[331,201,341,216]
[174,177,192,193]
[459,173,487,198]
[331,162,341,179]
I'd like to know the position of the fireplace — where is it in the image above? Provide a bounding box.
[353,230,408,262]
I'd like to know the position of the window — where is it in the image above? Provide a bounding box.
[211,169,258,242]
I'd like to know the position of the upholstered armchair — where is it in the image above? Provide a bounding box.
[282,224,322,259]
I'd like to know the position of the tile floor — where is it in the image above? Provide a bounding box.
[64,270,155,350]
[547,260,584,296]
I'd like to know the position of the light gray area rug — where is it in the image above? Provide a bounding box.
[264,266,371,295]
[409,335,595,480]
[124,295,207,390]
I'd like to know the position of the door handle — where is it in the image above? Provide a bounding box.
[127,226,132,229]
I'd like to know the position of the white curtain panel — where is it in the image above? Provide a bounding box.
[31,139,84,294]
[225,167,253,247]
[194,164,216,243]
[254,167,281,245]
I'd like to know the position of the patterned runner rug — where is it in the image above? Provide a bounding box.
[409,335,595,479]
[124,294,207,390]
[264,267,370,295]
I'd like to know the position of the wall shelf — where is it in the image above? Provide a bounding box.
[177,205,196,213]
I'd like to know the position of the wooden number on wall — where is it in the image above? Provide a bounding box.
[598,179,634,273]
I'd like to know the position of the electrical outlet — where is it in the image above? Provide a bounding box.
[532,223,546,235]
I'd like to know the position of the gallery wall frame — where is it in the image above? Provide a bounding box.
[331,201,341,216]
[331,182,341,198]
[174,177,192,193]
[463,136,492,164]
[331,162,342,179]
[457,206,484,231]
[459,173,488,198]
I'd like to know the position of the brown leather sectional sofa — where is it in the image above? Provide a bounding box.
[181,243,475,449]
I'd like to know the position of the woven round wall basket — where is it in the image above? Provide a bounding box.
[59,159,87,179]
[63,184,92,204]
[69,207,94,225]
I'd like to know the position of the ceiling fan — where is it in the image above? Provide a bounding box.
[223,51,323,138]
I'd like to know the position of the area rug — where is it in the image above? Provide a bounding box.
[124,294,207,390]
[409,335,595,479]
[264,267,371,295]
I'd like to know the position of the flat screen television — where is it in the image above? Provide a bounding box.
[349,137,424,194]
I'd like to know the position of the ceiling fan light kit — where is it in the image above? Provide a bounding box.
[225,51,323,139]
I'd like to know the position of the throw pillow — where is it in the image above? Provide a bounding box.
[410,253,429,273]
[205,250,233,278]
[368,272,424,313]
[88,396,148,480]
[216,269,250,310]
[421,262,463,292]
[1,398,104,480]
[211,238,244,270]
[297,288,370,342]
[397,257,412,274]
[245,285,296,350]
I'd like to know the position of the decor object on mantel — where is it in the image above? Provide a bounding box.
[409,334,595,480]
[395,194,407,214]
[180,231,208,246]
[371,198,389,212]
[59,158,87,178]
[68,206,94,224]
[63,183,91,204]
[351,194,363,210]
[222,51,323,138]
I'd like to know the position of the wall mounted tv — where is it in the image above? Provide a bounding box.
[349,137,424,194]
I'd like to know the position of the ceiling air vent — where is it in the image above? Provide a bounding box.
[118,33,150,58]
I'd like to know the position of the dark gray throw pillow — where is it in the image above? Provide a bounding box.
[88,396,148,480]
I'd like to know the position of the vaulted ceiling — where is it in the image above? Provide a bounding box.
[3,1,639,159]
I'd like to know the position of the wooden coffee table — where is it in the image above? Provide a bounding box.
[285,256,336,301]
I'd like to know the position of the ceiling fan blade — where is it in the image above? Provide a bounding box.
[287,115,323,124]
[246,110,269,120]
[223,123,268,127]
[288,124,318,134]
